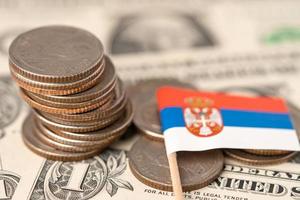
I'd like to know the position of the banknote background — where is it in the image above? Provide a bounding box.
[0,0,300,199]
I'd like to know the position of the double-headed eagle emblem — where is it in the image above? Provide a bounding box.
[184,97,223,137]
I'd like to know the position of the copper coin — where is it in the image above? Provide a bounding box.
[22,115,101,161]
[224,149,298,165]
[12,64,104,96]
[35,122,122,153]
[9,57,105,90]
[27,56,117,103]
[244,149,292,156]
[132,79,195,142]
[41,102,133,141]
[9,26,104,83]
[22,86,115,110]
[35,125,96,153]
[243,149,291,156]
[36,120,123,148]
[20,88,114,114]
[128,137,224,192]
[35,109,122,133]
[46,80,126,121]
[40,103,122,127]
[41,91,126,126]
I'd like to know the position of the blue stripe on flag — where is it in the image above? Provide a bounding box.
[160,107,294,132]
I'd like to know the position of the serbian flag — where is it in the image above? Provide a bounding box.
[157,86,300,154]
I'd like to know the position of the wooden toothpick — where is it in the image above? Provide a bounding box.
[167,152,184,200]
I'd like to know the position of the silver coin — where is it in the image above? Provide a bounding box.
[9,26,104,83]
[131,79,195,141]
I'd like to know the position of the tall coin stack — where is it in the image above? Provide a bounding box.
[8,26,133,161]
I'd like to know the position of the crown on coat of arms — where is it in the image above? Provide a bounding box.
[184,97,213,108]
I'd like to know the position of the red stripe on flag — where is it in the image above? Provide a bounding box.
[156,86,289,113]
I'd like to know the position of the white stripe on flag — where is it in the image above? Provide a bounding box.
[164,126,300,154]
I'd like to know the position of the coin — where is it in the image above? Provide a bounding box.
[134,96,163,141]
[12,65,104,96]
[36,120,123,148]
[40,102,133,141]
[131,79,195,141]
[224,149,297,165]
[35,109,120,132]
[22,87,115,110]
[9,57,105,90]
[36,123,122,153]
[35,126,97,153]
[46,80,126,122]
[9,26,104,83]
[128,136,224,192]
[20,88,114,114]
[12,26,131,161]
[243,149,291,156]
[128,78,195,108]
[24,56,117,103]
[22,115,101,161]
[40,104,121,127]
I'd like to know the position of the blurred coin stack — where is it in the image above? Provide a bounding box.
[8,26,133,161]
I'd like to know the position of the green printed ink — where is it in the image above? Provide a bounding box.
[263,27,300,44]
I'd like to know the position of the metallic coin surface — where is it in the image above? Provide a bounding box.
[128,136,224,191]
[35,126,97,153]
[243,149,291,156]
[47,80,126,121]
[22,87,115,110]
[133,96,163,141]
[13,65,104,96]
[131,79,195,141]
[9,57,105,90]
[224,149,298,165]
[9,26,104,83]
[35,109,120,132]
[28,56,117,103]
[35,123,122,153]
[42,102,133,141]
[20,88,114,115]
[22,115,101,161]
[40,102,121,127]
[36,120,123,148]
[128,78,195,107]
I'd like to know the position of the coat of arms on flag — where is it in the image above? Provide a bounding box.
[183,97,223,137]
[157,86,300,154]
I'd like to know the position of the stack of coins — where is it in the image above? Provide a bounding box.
[128,79,224,191]
[9,26,133,161]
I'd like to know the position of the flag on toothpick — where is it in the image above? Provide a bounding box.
[157,86,300,154]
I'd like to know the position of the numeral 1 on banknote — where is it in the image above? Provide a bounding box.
[61,163,90,192]
[0,156,20,200]
[0,179,8,199]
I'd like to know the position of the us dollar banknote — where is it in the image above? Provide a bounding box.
[3,47,300,199]
[1,0,300,200]
[1,0,300,72]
